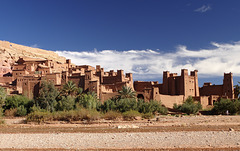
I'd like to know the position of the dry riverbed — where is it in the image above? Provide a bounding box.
[1,115,240,150]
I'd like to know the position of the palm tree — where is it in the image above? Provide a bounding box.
[62,81,77,96]
[75,87,84,102]
[117,86,136,99]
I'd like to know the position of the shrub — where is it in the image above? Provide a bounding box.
[0,86,7,108]
[173,96,202,115]
[85,110,101,121]
[27,108,102,123]
[142,112,154,119]
[115,98,138,113]
[27,111,53,123]
[29,105,41,113]
[4,108,17,117]
[16,105,27,116]
[138,99,168,115]
[4,95,33,114]
[103,111,122,120]
[122,110,141,121]
[212,99,240,115]
[101,98,117,113]
[52,110,79,121]
[0,119,4,124]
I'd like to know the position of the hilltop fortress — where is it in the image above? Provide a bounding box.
[0,41,235,109]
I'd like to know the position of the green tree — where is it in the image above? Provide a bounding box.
[56,95,75,111]
[79,92,101,110]
[0,86,6,107]
[78,92,101,110]
[234,82,240,99]
[36,81,58,112]
[117,86,136,99]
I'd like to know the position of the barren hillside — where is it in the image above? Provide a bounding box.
[0,40,66,76]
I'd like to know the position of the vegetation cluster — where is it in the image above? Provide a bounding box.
[173,96,202,115]
[0,81,167,123]
[0,81,240,123]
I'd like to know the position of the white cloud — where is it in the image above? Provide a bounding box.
[195,5,211,13]
[30,44,39,48]
[55,41,240,81]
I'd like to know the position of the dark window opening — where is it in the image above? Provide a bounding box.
[137,94,144,100]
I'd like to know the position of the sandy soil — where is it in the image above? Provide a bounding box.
[1,115,240,150]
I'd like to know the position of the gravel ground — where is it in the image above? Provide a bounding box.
[0,131,240,150]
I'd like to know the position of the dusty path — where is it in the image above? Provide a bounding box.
[1,115,240,150]
[0,131,240,150]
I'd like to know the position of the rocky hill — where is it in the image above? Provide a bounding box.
[0,40,66,76]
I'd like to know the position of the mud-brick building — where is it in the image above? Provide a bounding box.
[1,57,133,101]
[134,69,234,109]
[134,69,199,108]
[67,64,133,101]
[195,73,234,107]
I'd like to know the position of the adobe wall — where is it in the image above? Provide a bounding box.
[0,77,13,85]
[102,70,128,84]
[200,85,223,96]
[103,76,118,84]
[45,73,61,85]
[22,80,40,99]
[154,94,184,108]
[12,70,27,80]
[38,67,51,75]
[100,92,119,102]
[12,65,25,70]
[68,75,85,88]
[166,76,181,95]
[183,76,196,97]
[200,96,209,109]
[89,80,99,97]
[136,89,153,102]
[194,96,209,109]
[134,81,156,92]
[223,73,234,99]
[101,85,114,93]
[160,69,199,97]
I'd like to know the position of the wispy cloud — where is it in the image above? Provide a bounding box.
[195,5,211,13]
[55,41,240,81]
[30,44,39,48]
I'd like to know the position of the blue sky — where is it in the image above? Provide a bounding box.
[1,0,240,85]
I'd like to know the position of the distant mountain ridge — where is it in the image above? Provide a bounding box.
[0,40,66,76]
